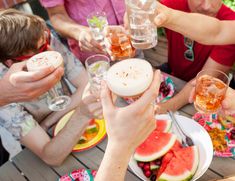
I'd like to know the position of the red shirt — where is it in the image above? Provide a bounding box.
[161,0,235,81]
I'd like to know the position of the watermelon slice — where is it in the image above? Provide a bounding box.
[155,119,172,133]
[158,146,199,181]
[134,131,177,162]
[170,140,182,151]
[85,124,98,134]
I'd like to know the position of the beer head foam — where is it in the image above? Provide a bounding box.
[106,58,153,97]
[26,51,63,71]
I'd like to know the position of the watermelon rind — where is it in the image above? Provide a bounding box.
[158,170,192,181]
[85,124,98,134]
[189,146,199,175]
[164,119,172,133]
[134,134,177,162]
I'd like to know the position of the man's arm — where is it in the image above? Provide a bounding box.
[46,5,103,53]
[21,93,102,166]
[155,2,235,45]
[157,57,231,113]
[0,62,63,106]
[21,110,90,166]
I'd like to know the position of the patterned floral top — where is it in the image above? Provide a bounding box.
[0,34,85,140]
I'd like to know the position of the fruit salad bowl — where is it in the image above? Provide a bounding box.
[129,114,213,181]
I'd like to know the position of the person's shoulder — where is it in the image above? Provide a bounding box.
[217,4,235,20]
[160,0,187,10]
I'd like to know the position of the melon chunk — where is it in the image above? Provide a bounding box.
[158,146,199,181]
[134,131,177,162]
[155,119,172,133]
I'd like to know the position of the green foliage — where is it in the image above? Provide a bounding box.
[223,0,235,10]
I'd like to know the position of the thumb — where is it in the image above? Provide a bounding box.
[100,81,115,114]
[154,13,167,27]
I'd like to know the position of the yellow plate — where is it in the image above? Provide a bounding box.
[54,110,106,152]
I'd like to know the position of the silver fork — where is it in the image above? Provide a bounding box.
[167,111,194,147]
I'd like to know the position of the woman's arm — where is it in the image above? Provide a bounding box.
[155,2,235,45]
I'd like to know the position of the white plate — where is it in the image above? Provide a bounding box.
[129,114,213,181]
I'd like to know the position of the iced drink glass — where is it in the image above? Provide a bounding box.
[125,0,158,49]
[87,11,108,49]
[194,69,229,114]
[105,26,135,60]
[85,54,110,97]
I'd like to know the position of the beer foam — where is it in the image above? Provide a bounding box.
[106,58,153,97]
[26,51,63,71]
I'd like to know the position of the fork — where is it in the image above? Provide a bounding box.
[167,111,194,147]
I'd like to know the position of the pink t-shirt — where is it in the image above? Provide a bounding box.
[40,0,126,63]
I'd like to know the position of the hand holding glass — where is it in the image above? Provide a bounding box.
[26,51,71,111]
[104,26,135,61]
[194,69,229,114]
[87,11,108,49]
[85,54,110,98]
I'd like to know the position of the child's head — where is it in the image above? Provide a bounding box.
[0,9,48,66]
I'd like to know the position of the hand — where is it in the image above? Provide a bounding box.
[79,87,103,119]
[188,81,235,115]
[0,61,64,106]
[100,70,161,151]
[221,87,235,115]
[154,2,172,27]
[104,25,135,61]
[77,28,104,53]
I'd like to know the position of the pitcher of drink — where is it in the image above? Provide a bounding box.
[125,0,158,49]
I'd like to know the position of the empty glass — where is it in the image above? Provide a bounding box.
[125,0,158,49]
[85,54,110,97]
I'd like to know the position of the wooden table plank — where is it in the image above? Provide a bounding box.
[0,161,27,181]
[209,157,235,177]
[197,169,223,181]
[217,176,235,181]
[96,137,108,151]
[12,149,59,181]
[72,146,141,181]
[53,155,85,176]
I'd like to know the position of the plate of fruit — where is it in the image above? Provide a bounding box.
[54,110,106,152]
[125,74,175,104]
[129,114,213,181]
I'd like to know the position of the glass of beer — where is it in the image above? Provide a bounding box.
[194,69,229,114]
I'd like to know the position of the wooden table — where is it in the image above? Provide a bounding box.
[0,75,235,181]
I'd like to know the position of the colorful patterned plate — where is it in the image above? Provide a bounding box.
[193,112,235,157]
[58,169,96,181]
[54,110,106,152]
[125,74,175,104]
